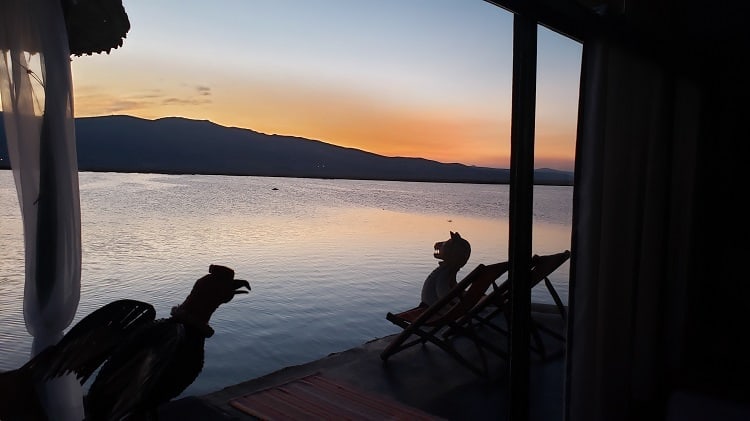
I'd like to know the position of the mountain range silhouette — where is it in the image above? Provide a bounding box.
[0,114,573,185]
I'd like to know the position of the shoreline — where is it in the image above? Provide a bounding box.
[0,167,575,186]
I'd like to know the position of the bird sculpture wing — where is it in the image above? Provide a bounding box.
[32,299,156,384]
[85,320,195,421]
[1,299,155,420]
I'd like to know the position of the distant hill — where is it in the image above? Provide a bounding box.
[0,114,573,185]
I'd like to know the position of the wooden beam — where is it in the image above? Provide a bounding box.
[508,11,537,421]
[485,0,597,42]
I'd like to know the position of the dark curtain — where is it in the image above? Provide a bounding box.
[565,37,701,420]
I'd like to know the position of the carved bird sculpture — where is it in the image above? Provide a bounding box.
[0,264,249,421]
[84,264,250,420]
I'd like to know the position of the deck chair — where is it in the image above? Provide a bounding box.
[380,261,510,377]
[450,250,570,359]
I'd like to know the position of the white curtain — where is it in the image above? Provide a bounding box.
[0,0,83,418]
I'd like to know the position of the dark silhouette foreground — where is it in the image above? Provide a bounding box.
[0,264,250,421]
[0,299,155,421]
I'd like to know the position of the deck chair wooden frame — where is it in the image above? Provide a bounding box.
[451,250,570,359]
[380,261,510,377]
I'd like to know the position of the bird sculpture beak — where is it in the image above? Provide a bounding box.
[201,264,252,304]
[233,279,251,295]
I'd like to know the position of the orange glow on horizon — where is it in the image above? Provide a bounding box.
[72,62,576,172]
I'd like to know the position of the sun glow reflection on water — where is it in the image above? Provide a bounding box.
[0,171,571,396]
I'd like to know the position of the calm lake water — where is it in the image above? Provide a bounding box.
[0,170,572,397]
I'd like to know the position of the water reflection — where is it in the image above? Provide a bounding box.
[0,171,572,396]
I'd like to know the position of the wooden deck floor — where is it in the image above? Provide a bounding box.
[159,303,567,421]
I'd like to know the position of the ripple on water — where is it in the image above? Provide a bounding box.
[0,171,572,396]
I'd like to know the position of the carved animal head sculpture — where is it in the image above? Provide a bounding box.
[170,264,251,336]
[433,231,471,269]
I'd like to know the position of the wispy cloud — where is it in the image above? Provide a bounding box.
[75,84,212,116]
[162,96,211,106]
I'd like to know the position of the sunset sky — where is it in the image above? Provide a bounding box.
[68,0,582,171]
